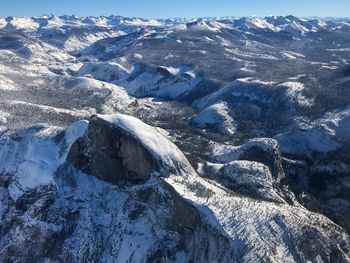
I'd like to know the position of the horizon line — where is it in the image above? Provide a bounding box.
[2,14,350,20]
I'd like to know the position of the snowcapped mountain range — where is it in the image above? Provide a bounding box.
[0,14,350,262]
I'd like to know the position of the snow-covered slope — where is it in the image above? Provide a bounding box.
[124,65,202,99]
[2,121,88,201]
[193,101,236,135]
[1,14,350,262]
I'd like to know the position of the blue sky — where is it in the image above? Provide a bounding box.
[1,0,349,18]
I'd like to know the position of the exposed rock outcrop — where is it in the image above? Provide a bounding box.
[210,138,285,182]
[68,116,159,184]
[68,114,195,185]
[199,160,285,202]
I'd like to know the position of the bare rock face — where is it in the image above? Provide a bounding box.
[68,115,160,185]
